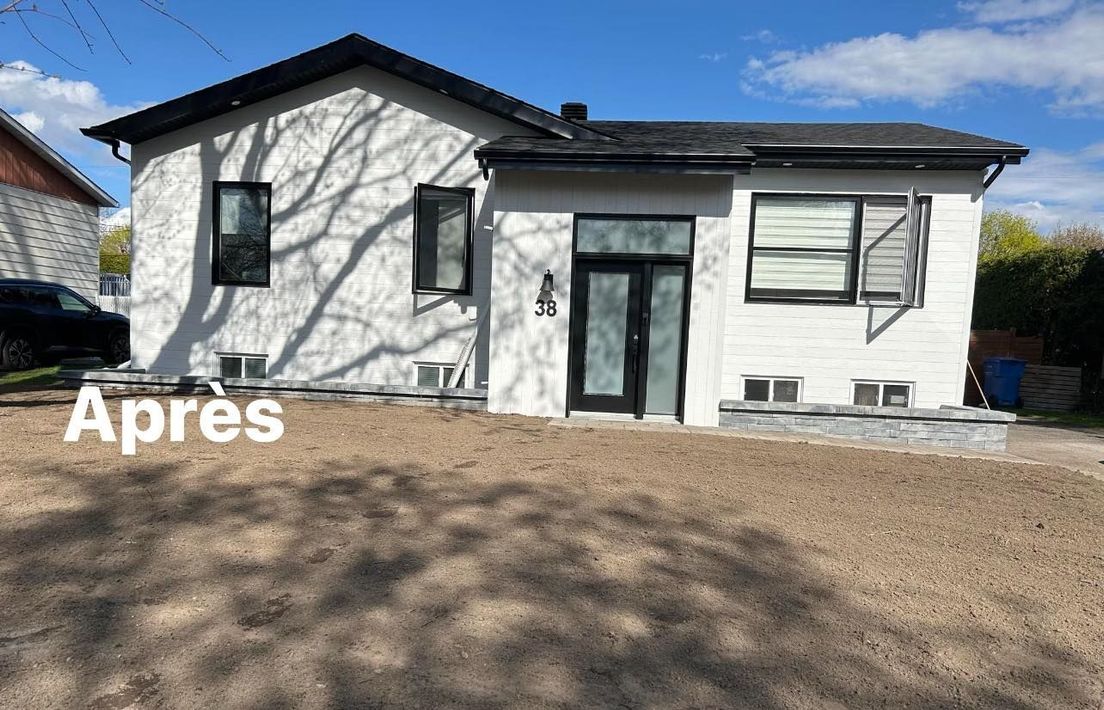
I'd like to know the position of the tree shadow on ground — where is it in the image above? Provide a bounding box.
[1,434,1099,709]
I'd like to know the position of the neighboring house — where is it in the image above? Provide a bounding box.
[0,109,117,299]
[82,34,1027,427]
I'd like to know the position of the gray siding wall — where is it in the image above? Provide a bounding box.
[0,182,100,299]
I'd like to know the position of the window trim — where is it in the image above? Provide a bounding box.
[212,181,272,288]
[746,192,932,307]
[741,375,804,403]
[412,183,475,296]
[217,352,268,379]
[851,380,914,408]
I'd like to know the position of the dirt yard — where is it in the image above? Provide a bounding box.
[0,389,1102,709]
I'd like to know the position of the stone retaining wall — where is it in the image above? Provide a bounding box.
[57,370,488,410]
[718,400,1015,451]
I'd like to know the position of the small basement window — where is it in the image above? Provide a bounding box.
[219,353,267,379]
[413,184,474,294]
[415,362,466,388]
[853,381,912,408]
[743,377,802,403]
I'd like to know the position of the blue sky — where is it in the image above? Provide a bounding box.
[2,0,1101,231]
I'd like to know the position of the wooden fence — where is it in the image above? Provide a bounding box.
[1020,365,1082,411]
[965,330,1044,406]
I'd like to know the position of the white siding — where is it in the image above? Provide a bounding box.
[0,183,99,298]
[487,171,733,426]
[723,169,984,408]
[129,66,538,385]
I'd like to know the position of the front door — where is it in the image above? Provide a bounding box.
[569,260,689,418]
[569,261,643,414]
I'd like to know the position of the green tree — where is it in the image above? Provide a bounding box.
[99,225,131,274]
[979,210,1045,261]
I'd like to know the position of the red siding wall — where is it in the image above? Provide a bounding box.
[0,126,98,205]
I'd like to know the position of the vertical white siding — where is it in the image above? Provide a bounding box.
[129,66,538,385]
[723,169,984,408]
[0,183,99,298]
[488,171,733,426]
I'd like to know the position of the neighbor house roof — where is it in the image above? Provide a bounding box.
[81,33,610,146]
[474,121,1029,172]
[0,108,116,207]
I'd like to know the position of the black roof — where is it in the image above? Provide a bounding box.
[475,121,1028,171]
[82,34,1028,172]
[82,34,609,146]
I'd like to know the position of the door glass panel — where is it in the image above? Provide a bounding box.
[583,272,629,395]
[645,265,685,415]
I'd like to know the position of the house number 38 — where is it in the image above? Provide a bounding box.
[535,299,557,317]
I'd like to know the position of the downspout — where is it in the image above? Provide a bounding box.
[108,138,131,165]
[982,156,1006,190]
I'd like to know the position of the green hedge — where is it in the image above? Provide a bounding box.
[973,247,1104,372]
[100,253,130,274]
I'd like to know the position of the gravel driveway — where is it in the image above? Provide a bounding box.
[1,389,1102,709]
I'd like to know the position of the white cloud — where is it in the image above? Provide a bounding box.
[958,0,1075,23]
[740,29,779,44]
[101,206,130,231]
[742,5,1104,112]
[0,59,145,161]
[699,52,728,63]
[986,143,1104,231]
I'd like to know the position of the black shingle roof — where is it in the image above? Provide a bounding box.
[82,34,609,146]
[81,33,1028,171]
[474,120,1028,170]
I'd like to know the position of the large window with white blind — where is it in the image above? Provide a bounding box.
[747,193,930,305]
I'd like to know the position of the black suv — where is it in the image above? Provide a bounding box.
[0,279,130,370]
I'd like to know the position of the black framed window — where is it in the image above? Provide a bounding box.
[413,184,474,295]
[213,182,271,286]
[748,192,931,305]
[747,195,861,303]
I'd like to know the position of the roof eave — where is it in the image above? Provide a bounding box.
[1,109,117,207]
[82,34,611,146]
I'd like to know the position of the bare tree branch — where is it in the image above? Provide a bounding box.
[12,7,85,71]
[85,0,131,64]
[135,0,229,61]
[0,60,58,78]
[60,0,95,54]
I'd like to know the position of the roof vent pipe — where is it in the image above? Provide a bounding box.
[560,102,588,121]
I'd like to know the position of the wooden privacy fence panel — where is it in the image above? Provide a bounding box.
[965,329,1045,405]
[1020,365,1082,411]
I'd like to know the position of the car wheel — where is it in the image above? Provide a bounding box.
[104,329,130,366]
[1,333,37,371]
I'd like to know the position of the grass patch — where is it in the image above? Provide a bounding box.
[0,365,61,393]
[1008,407,1104,429]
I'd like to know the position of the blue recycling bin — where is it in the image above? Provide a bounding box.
[983,357,1027,407]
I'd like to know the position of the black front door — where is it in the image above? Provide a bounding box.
[569,261,644,414]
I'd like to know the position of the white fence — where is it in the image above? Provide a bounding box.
[100,274,130,297]
[98,274,131,316]
[97,294,131,317]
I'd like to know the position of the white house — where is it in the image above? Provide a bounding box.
[82,34,1026,436]
[1,108,116,299]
